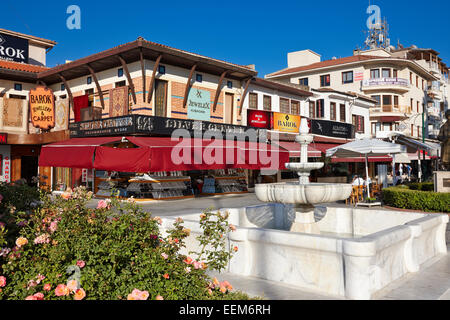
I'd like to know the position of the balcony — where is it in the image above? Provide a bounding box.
[370,105,411,121]
[427,106,441,118]
[430,63,440,75]
[361,78,410,93]
[426,86,440,98]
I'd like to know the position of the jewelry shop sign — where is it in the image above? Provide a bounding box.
[29,86,55,130]
[187,88,211,121]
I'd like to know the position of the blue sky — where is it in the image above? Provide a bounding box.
[2,0,449,77]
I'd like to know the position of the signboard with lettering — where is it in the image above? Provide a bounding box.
[29,86,55,130]
[0,133,7,144]
[0,33,29,63]
[0,145,11,183]
[69,115,266,142]
[247,110,271,129]
[272,112,301,133]
[311,119,354,139]
[187,88,211,121]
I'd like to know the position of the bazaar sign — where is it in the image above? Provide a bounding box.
[272,112,301,133]
[29,86,55,130]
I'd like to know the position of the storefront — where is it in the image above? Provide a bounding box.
[39,114,290,200]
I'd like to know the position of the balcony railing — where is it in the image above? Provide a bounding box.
[370,105,412,114]
[362,78,410,90]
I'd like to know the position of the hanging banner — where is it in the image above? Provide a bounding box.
[29,86,55,130]
[187,88,211,121]
[272,112,301,133]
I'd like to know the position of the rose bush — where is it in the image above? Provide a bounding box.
[0,186,250,300]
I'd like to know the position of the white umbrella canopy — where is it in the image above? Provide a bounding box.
[326,138,407,158]
[326,138,407,200]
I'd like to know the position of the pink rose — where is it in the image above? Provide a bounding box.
[193,261,201,270]
[33,292,44,300]
[156,295,164,300]
[49,221,58,233]
[74,288,86,300]
[76,260,86,268]
[161,253,168,260]
[43,283,51,291]
[25,295,38,300]
[55,284,70,296]
[0,276,6,287]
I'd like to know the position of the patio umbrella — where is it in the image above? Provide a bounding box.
[326,138,407,199]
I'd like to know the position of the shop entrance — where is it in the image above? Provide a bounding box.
[21,156,39,186]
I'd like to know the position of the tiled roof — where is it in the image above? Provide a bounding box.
[266,55,383,77]
[0,60,49,73]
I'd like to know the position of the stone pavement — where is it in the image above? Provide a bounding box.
[89,193,450,300]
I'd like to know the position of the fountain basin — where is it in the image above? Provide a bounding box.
[255,182,352,205]
[160,204,449,300]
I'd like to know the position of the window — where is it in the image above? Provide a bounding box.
[280,98,290,114]
[196,74,202,82]
[370,69,380,79]
[352,115,365,133]
[291,100,300,115]
[411,124,414,136]
[61,83,65,91]
[417,126,420,137]
[158,65,166,75]
[410,98,414,109]
[115,80,126,88]
[87,76,92,85]
[382,68,391,78]
[393,69,398,77]
[330,102,336,120]
[416,76,419,88]
[320,75,330,87]
[14,83,22,91]
[342,71,353,84]
[417,101,420,113]
[118,68,124,78]
[309,101,315,118]
[299,78,309,86]
[248,93,257,109]
[340,104,346,122]
[410,72,413,83]
[315,99,325,118]
[382,95,392,106]
[371,95,381,106]
[263,95,272,111]
[394,96,399,107]
[422,79,425,90]
[227,81,233,89]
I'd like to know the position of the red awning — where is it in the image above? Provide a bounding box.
[272,141,321,158]
[39,136,290,172]
[330,155,392,163]
[39,137,122,169]
[310,143,341,154]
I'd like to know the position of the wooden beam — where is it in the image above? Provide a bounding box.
[182,64,197,109]
[87,64,105,109]
[213,71,228,113]
[139,48,146,103]
[239,77,253,116]
[147,54,163,104]
[118,55,137,104]
[37,80,47,87]
[58,74,73,108]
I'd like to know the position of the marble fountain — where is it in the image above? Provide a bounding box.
[158,119,448,299]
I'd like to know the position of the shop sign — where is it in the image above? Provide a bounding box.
[29,86,55,130]
[310,119,354,139]
[69,115,266,142]
[272,112,301,133]
[247,109,271,129]
[0,33,29,63]
[187,88,211,121]
[0,133,7,144]
[0,146,11,183]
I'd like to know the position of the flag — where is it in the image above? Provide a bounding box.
[354,72,364,81]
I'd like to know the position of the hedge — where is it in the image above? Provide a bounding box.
[382,187,450,213]
[405,182,434,191]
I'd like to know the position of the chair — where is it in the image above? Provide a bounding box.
[357,185,365,202]
[346,186,359,205]
[370,183,381,198]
